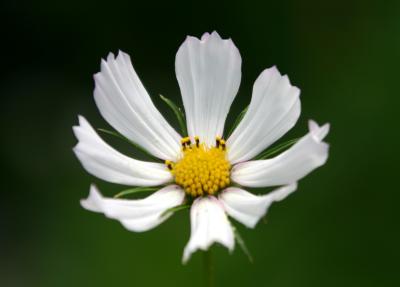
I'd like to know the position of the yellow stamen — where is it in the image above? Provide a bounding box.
[220,139,226,150]
[216,136,222,148]
[165,160,173,170]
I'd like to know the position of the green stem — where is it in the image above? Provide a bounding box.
[203,250,214,287]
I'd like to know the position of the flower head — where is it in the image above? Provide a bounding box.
[73,31,330,263]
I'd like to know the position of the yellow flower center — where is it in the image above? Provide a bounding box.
[165,137,231,197]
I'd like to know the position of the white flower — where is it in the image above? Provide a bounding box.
[73,31,330,263]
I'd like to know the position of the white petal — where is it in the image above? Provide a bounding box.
[227,67,301,163]
[176,31,242,146]
[219,183,297,228]
[231,120,329,187]
[182,196,234,263]
[73,116,173,186]
[94,51,181,160]
[80,184,185,232]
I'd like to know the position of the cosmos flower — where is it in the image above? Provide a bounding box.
[73,31,330,263]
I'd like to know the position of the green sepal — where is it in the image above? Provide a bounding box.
[231,224,254,263]
[160,204,190,218]
[113,186,160,199]
[159,94,187,136]
[97,128,158,161]
[254,138,300,160]
[226,106,248,138]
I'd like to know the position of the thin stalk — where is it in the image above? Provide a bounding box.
[159,94,187,136]
[255,137,299,160]
[113,187,159,198]
[203,249,214,287]
[226,105,248,138]
[160,204,190,218]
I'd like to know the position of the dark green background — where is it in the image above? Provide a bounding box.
[2,0,399,286]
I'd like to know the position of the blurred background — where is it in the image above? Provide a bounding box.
[1,0,399,286]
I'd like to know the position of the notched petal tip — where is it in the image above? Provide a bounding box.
[117,49,126,56]
[80,184,103,212]
[265,66,300,92]
[201,32,211,41]
[106,52,115,61]
[308,120,330,141]
[270,65,279,73]
[184,35,199,44]
[72,115,91,140]
[77,114,89,127]
[198,31,221,42]
[183,31,232,46]
[100,58,109,71]
[308,119,318,131]
[116,50,131,64]
[271,182,298,202]
[210,30,221,37]
[93,71,102,81]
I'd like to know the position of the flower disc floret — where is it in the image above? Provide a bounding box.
[167,137,231,197]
